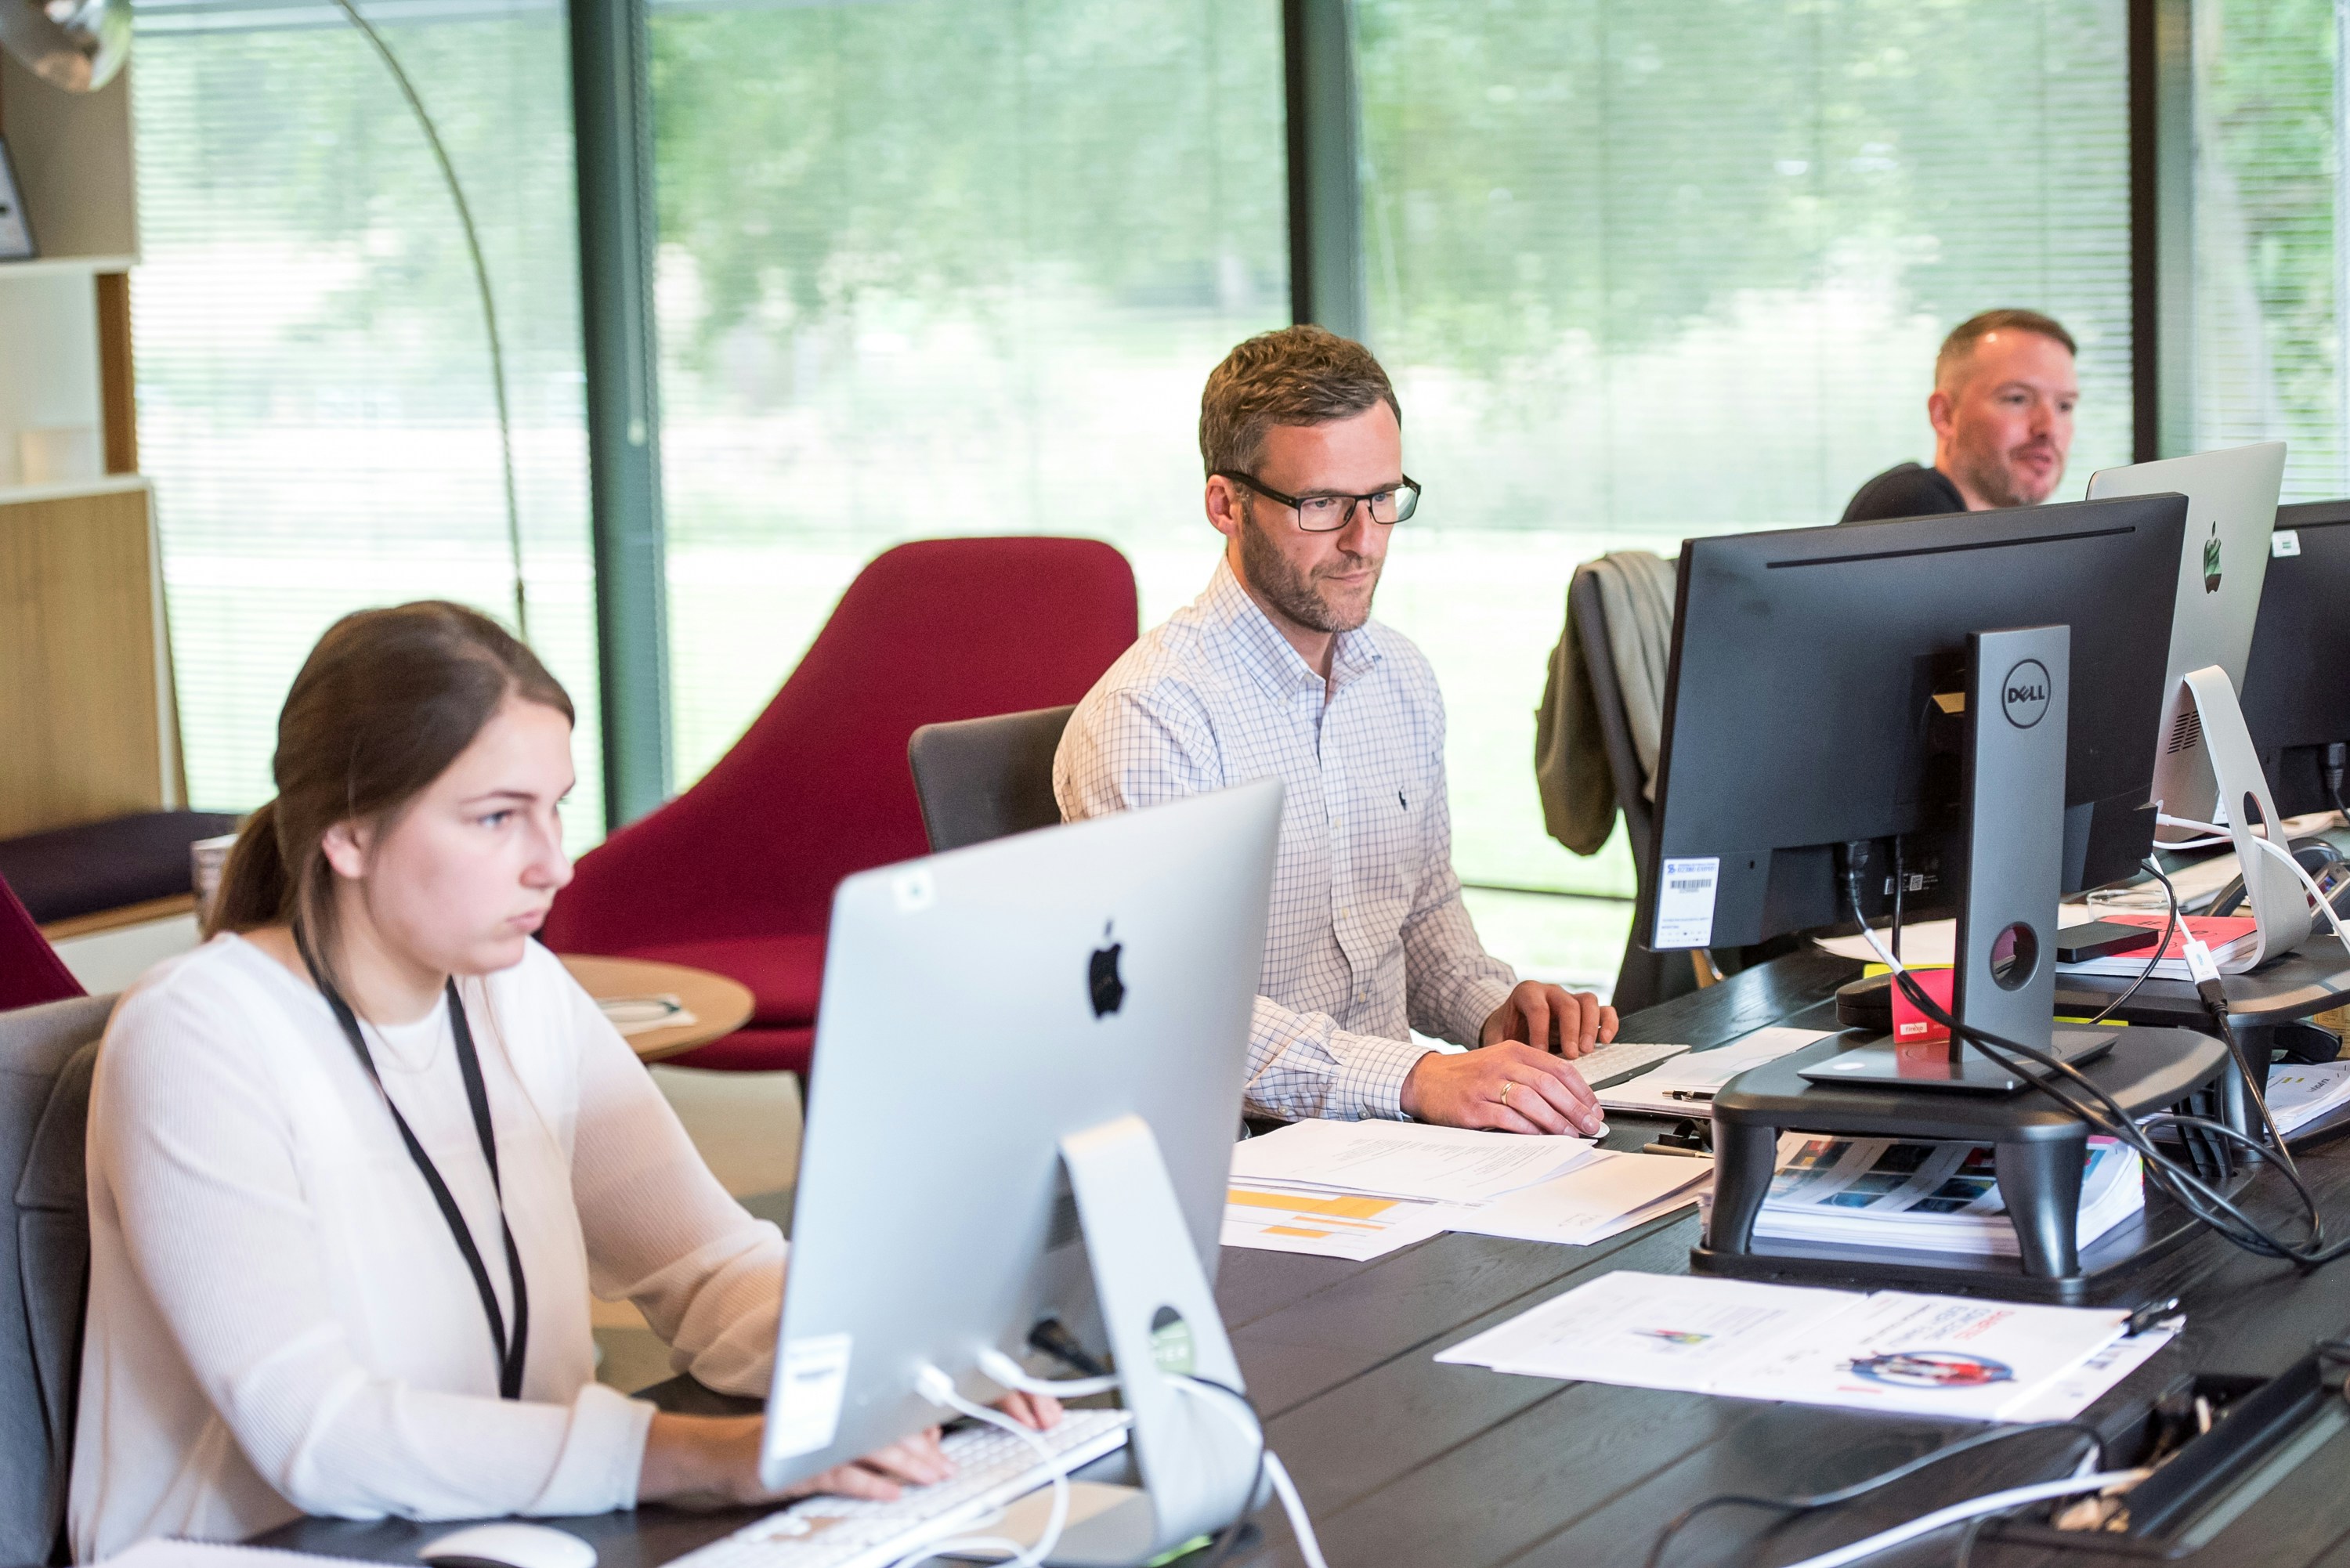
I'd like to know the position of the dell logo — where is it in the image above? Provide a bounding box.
[2001,659,2052,729]
[1088,921,1126,1017]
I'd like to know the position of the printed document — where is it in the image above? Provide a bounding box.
[1452,1151,1713,1247]
[1441,1271,2142,1421]
[1227,1119,1600,1205]
[1596,1028,1831,1116]
[1220,1185,1463,1262]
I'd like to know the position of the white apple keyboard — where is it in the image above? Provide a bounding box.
[1565,1038,1691,1089]
[669,1408,1133,1568]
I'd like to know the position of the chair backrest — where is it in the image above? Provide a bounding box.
[907,706,1076,853]
[0,993,112,1566]
[1567,567,1658,883]
[545,537,1137,952]
[1568,568,1696,1016]
[0,875,83,1014]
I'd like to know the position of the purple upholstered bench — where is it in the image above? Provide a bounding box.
[0,811,244,927]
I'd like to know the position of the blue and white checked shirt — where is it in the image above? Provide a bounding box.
[1054,558,1517,1122]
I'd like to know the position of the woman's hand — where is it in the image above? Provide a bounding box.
[638,1393,1064,1510]
[640,1414,949,1510]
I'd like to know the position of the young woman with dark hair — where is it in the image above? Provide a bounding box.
[70,602,1051,1558]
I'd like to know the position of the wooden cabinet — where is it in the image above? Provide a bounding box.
[2,59,175,836]
[0,480,171,837]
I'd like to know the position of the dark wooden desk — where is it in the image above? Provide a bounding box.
[261,952,2350,1568]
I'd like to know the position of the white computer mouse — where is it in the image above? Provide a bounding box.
[419,1523,598,1568]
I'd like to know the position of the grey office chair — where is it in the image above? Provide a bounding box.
[1,992,111,1566]
[906,705,1077,853]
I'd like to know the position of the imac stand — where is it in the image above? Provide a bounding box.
[2160,664,2308,967]
[1010,1115,1264,1566]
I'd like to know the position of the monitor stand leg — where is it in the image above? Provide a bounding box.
[1043,1114,1264,1566]
[2171,667,2308,966]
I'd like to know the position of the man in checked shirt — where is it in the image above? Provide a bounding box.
[1055,325,1617,1133]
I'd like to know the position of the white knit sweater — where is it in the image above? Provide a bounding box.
[70,934,786,1560]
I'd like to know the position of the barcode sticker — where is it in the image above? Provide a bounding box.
[2273,529,2302,558]
[1655,857,1720,948]
[768,1332,853,1458]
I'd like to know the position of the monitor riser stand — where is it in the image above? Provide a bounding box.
[1805,1025,2117,1093]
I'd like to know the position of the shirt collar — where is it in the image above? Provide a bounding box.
[1202,555,1385,699]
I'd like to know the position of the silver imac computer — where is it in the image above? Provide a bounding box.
[2084,442,2306,963]
[2084,442,2284,827]
[754,779,1282,1566]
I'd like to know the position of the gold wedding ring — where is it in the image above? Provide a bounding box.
[1498,1081,1513,1107]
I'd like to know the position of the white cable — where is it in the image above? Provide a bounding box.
[896,1365,1070,1568]
[976,1346,1122,1400]
[2157,813,2350,963]
[1260,1451,1332,1568]
[1771,1468,2149,1568]
[1166,1378,1331,1568]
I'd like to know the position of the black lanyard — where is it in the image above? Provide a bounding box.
[295,929,530,1400]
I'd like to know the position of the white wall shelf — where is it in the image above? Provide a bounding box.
[0,254,137,280]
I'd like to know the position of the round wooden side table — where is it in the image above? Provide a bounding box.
[559,953,755,1065]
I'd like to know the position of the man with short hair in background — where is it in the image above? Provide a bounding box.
[1054,325,1618,1134]
[1841,308,2079,522]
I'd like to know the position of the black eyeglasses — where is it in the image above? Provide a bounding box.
[1217,471,1423,532]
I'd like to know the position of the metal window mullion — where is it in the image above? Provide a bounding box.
[569,0,673,829]
[1284,0,1366,341]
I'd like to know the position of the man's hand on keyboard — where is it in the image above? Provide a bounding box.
[638,1395,1062,1512]
[1400,1042,1605,1136]
[1480,981,1618,1057]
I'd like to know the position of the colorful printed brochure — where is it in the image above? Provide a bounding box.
[1752,1134,2144,1259]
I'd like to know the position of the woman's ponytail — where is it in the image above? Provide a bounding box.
[206,799,289,938]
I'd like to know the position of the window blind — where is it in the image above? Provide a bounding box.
[131,0,606,842]
[2192,0,2347,501]
[646,0,1288,784]
[1357,0,2133,896]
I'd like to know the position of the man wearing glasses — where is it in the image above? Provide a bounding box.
[1055,326,1617,1134]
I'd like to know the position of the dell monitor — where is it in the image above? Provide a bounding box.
[2241,499,2350,818]
[1640,494,2187,956]
[760,779,1282,1561]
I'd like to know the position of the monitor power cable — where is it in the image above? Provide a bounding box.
[2081,856,2182,1027]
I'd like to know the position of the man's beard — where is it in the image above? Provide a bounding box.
[1956,441,2063,508]
[1237,498,1383,634]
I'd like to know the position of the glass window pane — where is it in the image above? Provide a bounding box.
[2193,0,2347,500]
[131,0,604,844]
[1358,0,2132,903]
[649,0,1288,784]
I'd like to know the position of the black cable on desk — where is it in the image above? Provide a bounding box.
[1640,1422,2102,1568]
[2084,856,2181,1028]
[1842,865,2349,1268]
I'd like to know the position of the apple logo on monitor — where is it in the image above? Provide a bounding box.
[1088,922,1126,1018]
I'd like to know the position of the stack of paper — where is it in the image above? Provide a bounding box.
[2265,1060,2350,1137]
[1228,1118,1600,1202]
[1594,1027,1830,1116]
[1440,1270,2163,1422]
[1222,1120,1712,1260]
[2054,912,2261,979]
[1752,1135,2145,1259]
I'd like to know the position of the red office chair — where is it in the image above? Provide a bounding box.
[540,537,1140,1075]
[0,873,85,1012]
